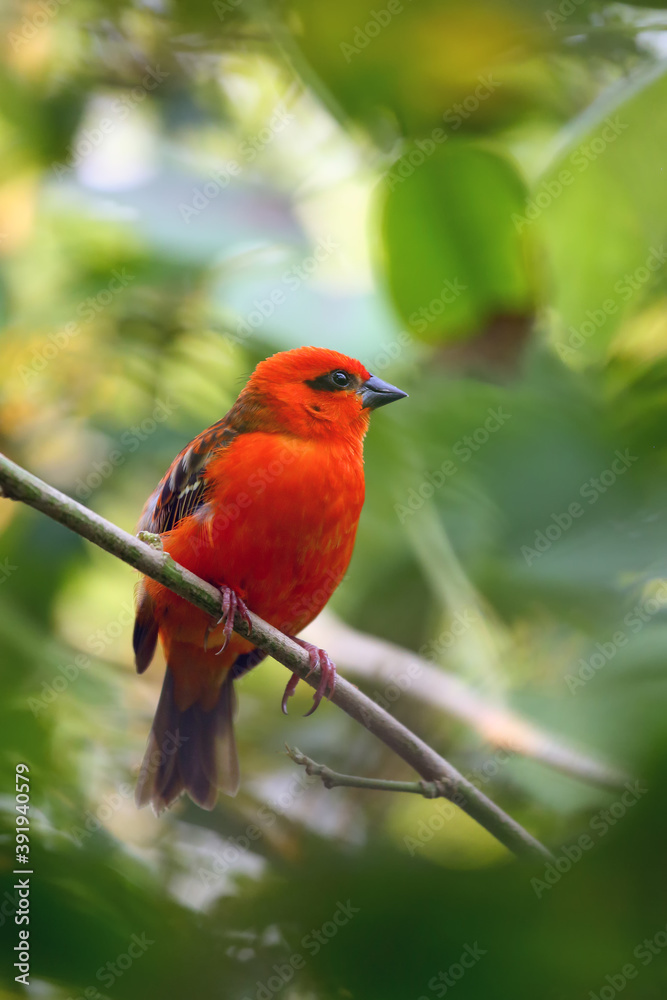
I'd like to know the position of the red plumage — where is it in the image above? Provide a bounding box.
[133,346,406,811]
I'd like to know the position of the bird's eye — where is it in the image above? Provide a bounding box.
[304,369,354,393]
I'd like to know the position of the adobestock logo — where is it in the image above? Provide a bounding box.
[384,77,502,191]
[512,116,628,233]
[197,770,318,890]
[556,245,667,360]
[17,270,134,385]
[52,72,168,180]
[587,920,667,1000]
[64,933,155,999]
[231,236,339,343]
[565,582,667,693]
[521,450,638,566]
[236,901,359,1000]
[418,942,487,999]
[395,407,511,523]
[403,747,518,856]
[530,780,648,899]
[74,398,178,500]
[366,609,477,717]
[9,0,69,52]
[340,1,404,62]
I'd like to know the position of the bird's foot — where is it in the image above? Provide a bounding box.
[281,638,337,716]
[204,586,252,654]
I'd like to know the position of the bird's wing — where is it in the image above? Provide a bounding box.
[133,412,244,674]
[138,416,240,535]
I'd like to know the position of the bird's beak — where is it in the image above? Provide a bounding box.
[359,373,408,410]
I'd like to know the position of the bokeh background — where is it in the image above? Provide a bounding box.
[1,0,667,997]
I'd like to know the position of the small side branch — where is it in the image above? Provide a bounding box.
[286,745,452,799]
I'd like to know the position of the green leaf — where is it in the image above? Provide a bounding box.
[380,142,534,340]
[536,63,667,360]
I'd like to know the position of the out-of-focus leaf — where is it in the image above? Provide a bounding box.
[538,63,667,361]
[286,0,541,136]
[380,142,534,341]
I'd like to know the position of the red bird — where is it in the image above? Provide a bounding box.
[133,346,407,811]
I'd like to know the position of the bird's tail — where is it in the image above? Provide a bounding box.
[135,668,239,813]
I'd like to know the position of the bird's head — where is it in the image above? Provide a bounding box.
[244,346,407,442]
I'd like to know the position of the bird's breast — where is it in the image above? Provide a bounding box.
[171,432,365,633]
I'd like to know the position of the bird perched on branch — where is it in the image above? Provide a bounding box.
[133,346,407,812]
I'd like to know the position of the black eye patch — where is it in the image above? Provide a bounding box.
[306,369,357,392]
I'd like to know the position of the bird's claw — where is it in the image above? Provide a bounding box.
[281,638,337,716]
[203,586,252,654]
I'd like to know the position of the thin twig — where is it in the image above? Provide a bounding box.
[286,745,452,798]
[0,451,553,862]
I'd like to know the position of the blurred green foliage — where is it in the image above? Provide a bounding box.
[1,0,667,997]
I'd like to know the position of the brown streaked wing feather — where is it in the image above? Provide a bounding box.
[133,396,258,676]
[138,416,240,535]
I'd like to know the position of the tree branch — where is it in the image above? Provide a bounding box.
[0,451,553,862]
